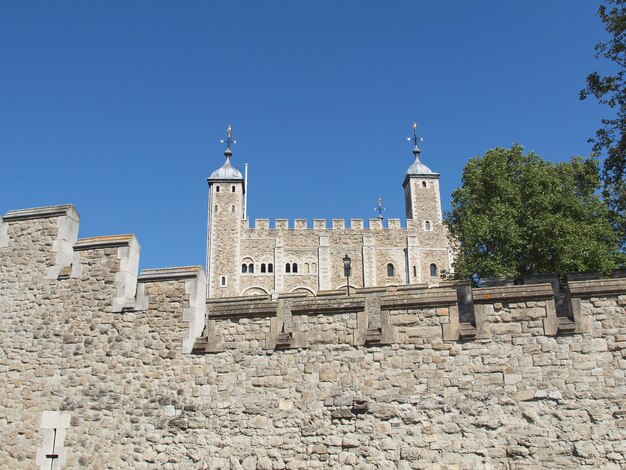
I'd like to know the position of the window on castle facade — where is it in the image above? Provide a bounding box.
[430,263,438,277]
[422,181,427,188]
[304,263,310,274]
[220,276,226,286]
[231,205,235,212]
[214,205,218,213]
[268,263,273,273]
[387,263,395,277]
[312,262,317,273]
[242,264,247,273]
[232,185,236,192]
[292,263,298,273]
[248,263,254,274]
[261,263,266,273]
[425,221,431,231]
[285,263,291,273]
[216,185,220,192]
[413,266,417,277]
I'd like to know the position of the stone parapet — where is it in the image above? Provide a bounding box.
[2,203,626,468]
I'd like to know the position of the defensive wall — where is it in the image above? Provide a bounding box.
[1,204,626,469]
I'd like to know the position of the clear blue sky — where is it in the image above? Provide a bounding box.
[0,1,612,270]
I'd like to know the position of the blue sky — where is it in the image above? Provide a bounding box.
[0,1,612,270]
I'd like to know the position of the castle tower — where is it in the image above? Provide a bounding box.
[403,124,452,283]
[206,126,245,298]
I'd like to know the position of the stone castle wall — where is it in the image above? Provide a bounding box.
[1,204,626,469]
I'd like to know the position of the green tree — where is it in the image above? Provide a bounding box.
[445,145,620,281]
[580,0,626,239]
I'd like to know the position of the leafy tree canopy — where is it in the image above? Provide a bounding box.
[445,145,621,282]
[580,0,626,238]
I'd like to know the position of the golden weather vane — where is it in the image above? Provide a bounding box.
[407,122,424,148]
[220,124,237,149]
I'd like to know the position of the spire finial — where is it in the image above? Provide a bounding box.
[220,124,237,151]
[407,122,424,156]
[374,196,386,221]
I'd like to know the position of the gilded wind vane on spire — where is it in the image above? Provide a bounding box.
[374,196,386,221]
[407,122,424,149]
[220,124,237,149]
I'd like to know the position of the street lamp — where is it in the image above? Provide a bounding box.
[343,254,352,296]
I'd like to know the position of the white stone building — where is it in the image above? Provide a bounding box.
[206,128,453,298]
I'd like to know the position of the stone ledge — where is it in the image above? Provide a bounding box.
[2,204,76,221]
[473,283,553,303]
[381,288,458,309]
[290,297,365,315]
[138,266,203,282]
[568,278,626,297]
[74,234,135,251]
[208,300,279,319]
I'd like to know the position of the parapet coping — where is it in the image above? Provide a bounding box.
[569,278,626,297]
[381,288,458,309]
[2,204,76,221]
[208,299,279,319]
[138,265,203,282]
[291,296,365,315]
[473,283,553,303]
[74,234,135,251]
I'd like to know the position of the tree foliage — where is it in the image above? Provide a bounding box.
[445,145,621,281]
[580,0,626,238]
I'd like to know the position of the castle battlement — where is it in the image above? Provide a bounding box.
[2,202,626,468]
[244,217,408,230]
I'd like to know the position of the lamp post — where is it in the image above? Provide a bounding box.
[343,254,352,296]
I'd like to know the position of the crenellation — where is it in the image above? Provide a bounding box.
[294,218,308,229]
[387,218,401,229]
[254,218,269,229]
[350,218,363,229]
[313,218,326,229]
[275,218,289,230]
[369,218,382,229]
[331,218,345,229]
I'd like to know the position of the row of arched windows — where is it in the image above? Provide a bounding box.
[242,259,438,278]
[240,260,319,274]
[242,263,274,274]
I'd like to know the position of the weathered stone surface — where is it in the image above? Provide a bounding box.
[1,205,626,468]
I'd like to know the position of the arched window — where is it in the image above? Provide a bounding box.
[425,221,431,231]
[304,263,310,274]
[241,264,247,273]
[387,263,395,277]
[248,263,254,274]
[292,263,298,273]
[232,185,236,192]
[268,263,274,273]
[261,263,266,273]
[216,185,220,192]
[413,266,417,277]
[422,181,427,188]
[285,263,291,273]
[231,205,235,213]
[430,263,438,277]
[220,276,226,286]
[312,262,317,273]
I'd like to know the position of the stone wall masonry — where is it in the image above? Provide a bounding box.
[2,204,626,469]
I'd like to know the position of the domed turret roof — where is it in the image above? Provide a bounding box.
[209,148,243,180]
[406,147,434,175]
